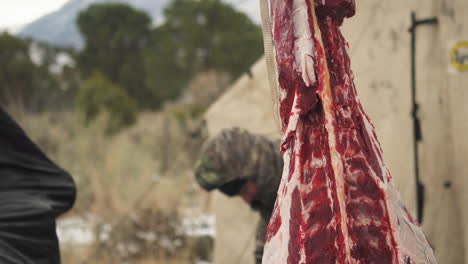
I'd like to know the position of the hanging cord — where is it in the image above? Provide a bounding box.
[259,0,281,135]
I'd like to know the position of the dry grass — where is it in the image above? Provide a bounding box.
[16,109,210,263]
[7,70,233,263]
[18,110,204,214]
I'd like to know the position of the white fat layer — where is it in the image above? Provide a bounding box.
[292,0,317,86]
[358,108,400,264]
[358,107,437,264]
[308,6,355,264]
[296,125,307,264]
[262,136,301,264]
[311,154,327,168]
[281,89,300,143]
[279,85,287,101]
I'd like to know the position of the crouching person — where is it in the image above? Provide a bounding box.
[194,128,283,264]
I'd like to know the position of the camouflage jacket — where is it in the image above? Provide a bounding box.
[194,128,283,263]
[255,215,270,264]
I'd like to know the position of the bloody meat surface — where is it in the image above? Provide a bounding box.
[262,0,437,263]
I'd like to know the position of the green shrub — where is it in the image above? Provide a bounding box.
[77,71,137,133]
[171,104,206,125]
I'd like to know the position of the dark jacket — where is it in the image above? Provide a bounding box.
[0,108,76,264]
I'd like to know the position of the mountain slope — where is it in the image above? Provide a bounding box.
[18,0,260,49]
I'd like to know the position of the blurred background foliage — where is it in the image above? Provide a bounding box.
[0,32,76,113]
[77,3,152,109]
[75,0,262,116]
[77,71,137,134]
[0,0,263,262]
[1,0,263,131]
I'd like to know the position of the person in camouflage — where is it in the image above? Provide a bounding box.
[194,127,283,264]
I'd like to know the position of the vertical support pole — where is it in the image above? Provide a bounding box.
[408,12,438,224]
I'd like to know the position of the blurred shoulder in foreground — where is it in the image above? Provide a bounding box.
[0,107,76,264]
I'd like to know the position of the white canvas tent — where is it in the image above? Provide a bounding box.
[203,0,468,263]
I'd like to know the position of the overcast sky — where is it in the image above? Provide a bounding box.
[0,0,69,31]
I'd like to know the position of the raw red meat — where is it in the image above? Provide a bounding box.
[262,0,437,263]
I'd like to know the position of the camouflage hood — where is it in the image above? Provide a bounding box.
[194,127,283,211]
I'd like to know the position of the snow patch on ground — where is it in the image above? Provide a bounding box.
[57,214,216,246]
